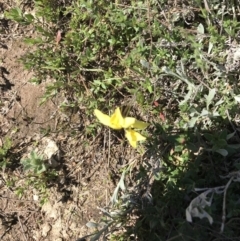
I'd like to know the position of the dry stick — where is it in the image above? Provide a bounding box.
[17,214,28,241]
[106,189,108,207]
[147,0,153,58]
[221,176,234,233]
[107,127,111,206]
[166,234,183,241]
[2,210,38,213]
[220,3,225,36]
[107,124,111,168]
[66,207,75,226]
[108,135,110,168]
[203,0,211,14]
[0,227,11,240]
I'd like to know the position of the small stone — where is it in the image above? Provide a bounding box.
[33,194,39,201]
[42,223,51,237]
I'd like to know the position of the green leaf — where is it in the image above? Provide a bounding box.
[227,144,240,149]
[86,221,99,228]
[140,59,151,69]
[234,95,240,103]
[24,14,34,23]
[215,149,228,156]
[24,37,43,45]
[5,7,23,22]
[215,98,224,106]
[180,88,193,106]
[208,42,213,54]
[188,117,198,128]
[90,232,103,241]
[206,88,216,110]
[204,133,213,142]
[216,139,227,147]
[111,170,126,205]
[226,132,235,140]
[200,108,209,116]
[36,164,47,174]
[197,23,204,34]
[219,130,227,139]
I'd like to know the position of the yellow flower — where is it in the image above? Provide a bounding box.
[94,107,149,148]
[125,129,146,148]
[94,107,136,129]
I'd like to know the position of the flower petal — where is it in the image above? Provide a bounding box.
[94,109,111,125]
[110,107,124,129]
[125,129,146,148]
[122,117,136,128]
[132,120,149,130]
[94,109,122,129]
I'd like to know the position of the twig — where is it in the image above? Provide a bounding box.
[221,176,234,233]
[0,226,11,240]
[220,2,225,35]
[107,125,110,168]
[203,0,211,14]
[17,214,28,241]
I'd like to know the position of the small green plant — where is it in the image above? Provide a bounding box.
[20,151,56,204]
[4,7,34,25]
[21,151,47,174]
[0,137,12,170]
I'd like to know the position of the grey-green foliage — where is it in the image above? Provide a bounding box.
[21,151,47,174]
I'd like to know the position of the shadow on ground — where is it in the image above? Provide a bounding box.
[121,120,240,241]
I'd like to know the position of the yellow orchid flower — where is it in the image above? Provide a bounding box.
[94,107,149,130]
[125,129,146,148]
[94,107,136,129]
[94,107,149,148]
